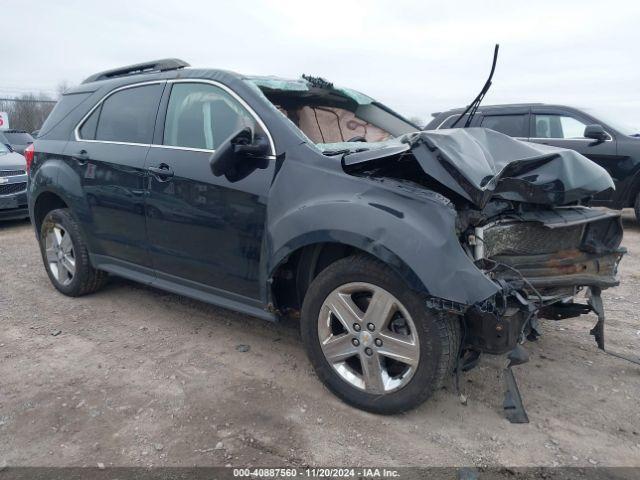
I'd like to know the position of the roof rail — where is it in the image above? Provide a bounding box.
[82,58,190,84]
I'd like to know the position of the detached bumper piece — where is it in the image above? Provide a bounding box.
[503,345,530,424]
[588,287,640,366]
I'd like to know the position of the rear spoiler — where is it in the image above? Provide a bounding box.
[82,58,190,84]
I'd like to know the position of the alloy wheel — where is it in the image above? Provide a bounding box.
[45,224,76,286]
[318,282,420,394]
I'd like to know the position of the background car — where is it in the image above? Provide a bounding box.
[0,141,29,221]
[426,104,640,221]
[0,131,13,151]
[1,129,34,154]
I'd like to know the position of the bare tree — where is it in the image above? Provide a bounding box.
[56,81,71,99]
[0,93,56,133]
[0,80,72,133]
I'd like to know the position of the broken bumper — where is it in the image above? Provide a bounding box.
[463,207,625,354]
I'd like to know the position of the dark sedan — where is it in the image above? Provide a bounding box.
[2,129,34,155]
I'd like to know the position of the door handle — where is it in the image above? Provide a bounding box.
[73,149,89,165]
[148,164,174,181]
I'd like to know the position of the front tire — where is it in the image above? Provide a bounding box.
[38,208,108,297]
[635,193,640,223]
[300,255,459,414]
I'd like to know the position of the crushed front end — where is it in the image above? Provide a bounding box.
[340,127,630,421]
[459,206,625,356]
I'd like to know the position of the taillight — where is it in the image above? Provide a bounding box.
[24,143,35,174]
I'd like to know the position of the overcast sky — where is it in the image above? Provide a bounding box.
[3,0,639,129]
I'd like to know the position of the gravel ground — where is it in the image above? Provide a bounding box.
[0,210,639,468]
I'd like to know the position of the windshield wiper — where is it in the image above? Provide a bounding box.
[451,44,500,128]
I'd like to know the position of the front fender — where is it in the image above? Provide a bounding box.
[266,160,499,305]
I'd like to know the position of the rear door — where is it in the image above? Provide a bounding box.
[71,82,165,266]
[528,107,619,205]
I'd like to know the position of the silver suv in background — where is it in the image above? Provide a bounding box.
[0,133,28,221]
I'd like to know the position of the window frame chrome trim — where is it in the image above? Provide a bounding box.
[528,135,613,142]
[74,78,277,159]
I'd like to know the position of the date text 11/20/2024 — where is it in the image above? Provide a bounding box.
[232,468,401,478]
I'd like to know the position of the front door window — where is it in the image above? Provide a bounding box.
[163,83,261,150]
[534,114,588,139]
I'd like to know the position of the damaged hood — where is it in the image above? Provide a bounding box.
[342,128,615,208]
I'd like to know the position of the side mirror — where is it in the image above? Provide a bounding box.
[210,127,271,182]
[584,124,609,143]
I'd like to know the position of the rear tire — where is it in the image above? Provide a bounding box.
[300,254,459,414]
[635,193,640,224]
[38,208,108,297]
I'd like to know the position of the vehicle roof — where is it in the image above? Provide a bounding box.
[434,103,584,116]
[67,61,420,131]
[71,66,378,107]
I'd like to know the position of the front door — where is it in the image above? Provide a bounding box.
[528,108,621,206]
[72,82,165,266]
[144,81,275,300]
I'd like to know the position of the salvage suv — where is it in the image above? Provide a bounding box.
[28,59,625,415]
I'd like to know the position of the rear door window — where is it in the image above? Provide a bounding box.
[480,114,529,137]
[87,83,163,144]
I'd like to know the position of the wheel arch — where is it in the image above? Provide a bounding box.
[267,232,426,317]
[32,190,69,233]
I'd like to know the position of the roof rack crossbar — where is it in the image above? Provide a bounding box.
[82,58,190,84]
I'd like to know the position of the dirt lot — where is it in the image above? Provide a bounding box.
[0,211,639,468]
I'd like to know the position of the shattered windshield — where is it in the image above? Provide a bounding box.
[245,76,418,152]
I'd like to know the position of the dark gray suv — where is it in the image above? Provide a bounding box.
[28,59,626,415]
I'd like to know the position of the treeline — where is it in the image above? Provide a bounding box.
[0,94,57,133]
